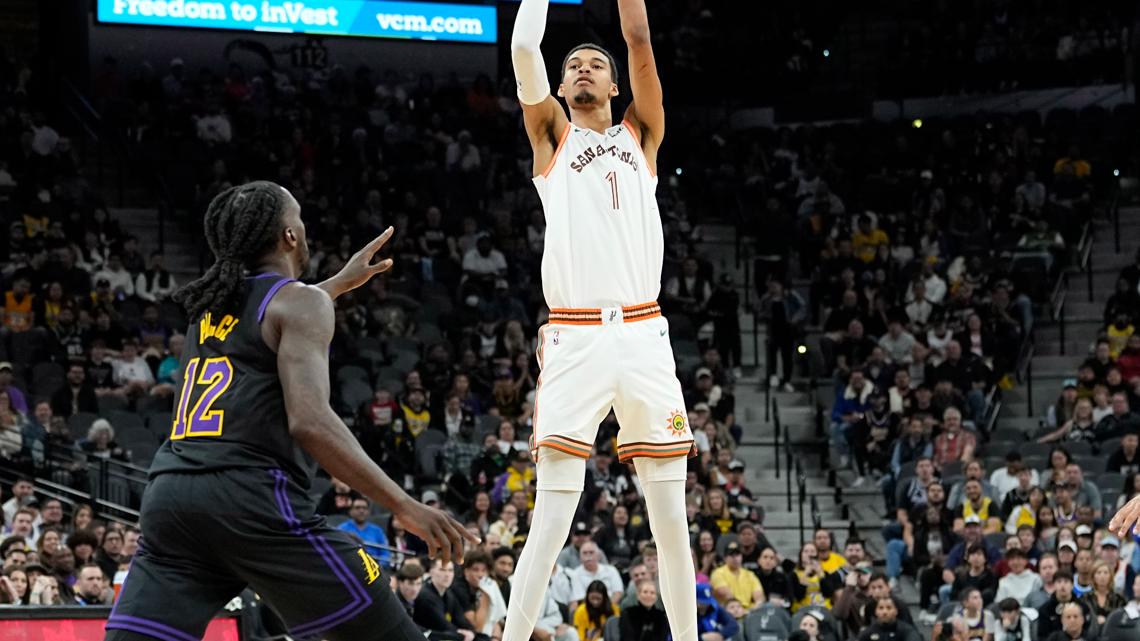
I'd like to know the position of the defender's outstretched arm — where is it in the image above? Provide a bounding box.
[512,0,568,175]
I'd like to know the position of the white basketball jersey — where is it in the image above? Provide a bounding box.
[533,120,663,309]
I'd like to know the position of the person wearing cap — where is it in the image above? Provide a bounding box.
[1095,534,1134,595]
[849,389,897,486]
[557,522,606,571]
[995,548,1042,603]
[0,363,28,415]
[695,582,739,641]
[942,515,1001,592]
[337,497,391,566]
[710,542,764,610]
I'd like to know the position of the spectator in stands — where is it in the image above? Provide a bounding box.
[572,580,617,641]
[2,276,35,334]
[1045,602,1091,641]
[1037,572,1089,639]
[0,364,28,415]
[696,582,739,641]
[337,497,390,565]
[93,528,122,580]
[710,542,764,610]
[947,587,997,636]
[1040,397,1098,444]
[664,256,712,321]
[831,369,873,468]
[395,562,425,622]
[92,253,134,299]
[78,419,129,462]
[1004,485,1045,534]
[990,452,1040,499]
[755,545,794,606]
[953,479,1003,534]
[134,252,176,302]
[50,362,96,419]
[414,559,476,641]
[856,597,921,641]
[995,548,1042,603]
[850,390,897,485]
[0,390,27,462]
[620,578,668,641]
[793,542,831,612]
[834,321,878,383]
[1082,559,1127,626]
[5,509,37,546]
[73,563,109,605]
[569,542,623,609]
[1065,464,1104,518]
[933,407,976,467]
[1,537,28,569]
[1096,392,1140,440]
[948,460,1000,509]
[2,478,35,526]
[756,278,805,392]
[1,566,28,604]
[109,338,154,399]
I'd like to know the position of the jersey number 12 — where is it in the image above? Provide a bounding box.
[171,356,235,440]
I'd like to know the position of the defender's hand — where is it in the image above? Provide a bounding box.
[395,497,480,564]
[1110,493,1140,538]
[318,227,395,299]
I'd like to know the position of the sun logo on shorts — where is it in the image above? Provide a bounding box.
[666,410,687,434]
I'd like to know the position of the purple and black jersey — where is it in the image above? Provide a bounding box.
[149,273,316,489]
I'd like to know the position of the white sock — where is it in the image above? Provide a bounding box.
[501,488,581,641]
[636,459,697,641]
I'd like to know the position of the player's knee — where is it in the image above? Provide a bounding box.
[536,449,587,491]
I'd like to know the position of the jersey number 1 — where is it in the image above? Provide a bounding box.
[171,356,234,440]
[605,171,619,210]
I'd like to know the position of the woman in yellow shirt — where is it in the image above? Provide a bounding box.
[573,580,619,641]
[792,542,831,612]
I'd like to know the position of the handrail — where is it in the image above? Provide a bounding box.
[796,457,807,547]
[1077,221,1094,303]
[784,425,793,512]
[772,397,781,479]
[1113,190,1121,254]
[1053,273,1068,356]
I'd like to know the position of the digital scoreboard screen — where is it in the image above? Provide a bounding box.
[96,0,501,43]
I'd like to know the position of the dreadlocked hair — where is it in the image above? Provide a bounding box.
[173,181,286,321]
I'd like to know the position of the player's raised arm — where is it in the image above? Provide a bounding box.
[270,284,477,561]
[618,0,664,166]
[512,0,569,175]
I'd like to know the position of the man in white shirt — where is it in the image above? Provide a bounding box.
[1,477,35,527]
[995,548,1042,603]
[111,339,155,396]
[93,252,135,298]
[879,319,916,365]
[462,235,508,281]
[568,542,623,610]
[990,452,1040,500]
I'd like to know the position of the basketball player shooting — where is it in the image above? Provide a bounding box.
[503,2,698,641]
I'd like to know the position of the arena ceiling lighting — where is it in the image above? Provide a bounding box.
[97,0,500,43]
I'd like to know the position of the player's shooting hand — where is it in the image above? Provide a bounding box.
[1109,493,1140,538]
[396,498,480,564]
[318,226,396,299]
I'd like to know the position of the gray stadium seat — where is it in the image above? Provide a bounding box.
[744,603,792,641]
[603,615,621,641]
[68,412,99,440]
[336,365,370,384]
[340,379,373,414]
[417,429,447,449]
[715,533,740,557]
[97,394,129,413]
[417,444,443,480]
[1098,473,1126,492]
[31,362,65,397]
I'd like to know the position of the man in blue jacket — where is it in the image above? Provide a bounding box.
[831,369,874,469]
[697,583,739,641]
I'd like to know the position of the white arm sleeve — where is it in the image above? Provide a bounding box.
[511,0,551,105]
